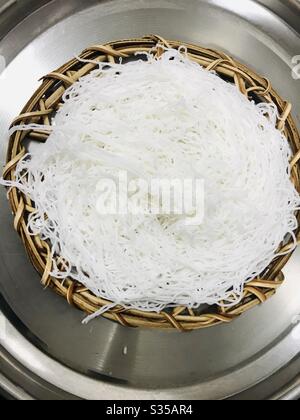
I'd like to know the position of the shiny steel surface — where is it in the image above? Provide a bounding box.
[0,0,300,400]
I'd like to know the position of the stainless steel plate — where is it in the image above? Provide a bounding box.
[0,0,300,400]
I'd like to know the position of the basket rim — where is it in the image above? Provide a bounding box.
[3,34,300,331]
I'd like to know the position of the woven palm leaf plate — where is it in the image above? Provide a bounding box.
[3,35,300,331]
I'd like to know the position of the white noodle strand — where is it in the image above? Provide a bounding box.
[2,48,299,316]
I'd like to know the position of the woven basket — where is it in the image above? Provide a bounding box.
[3,35,300,331]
